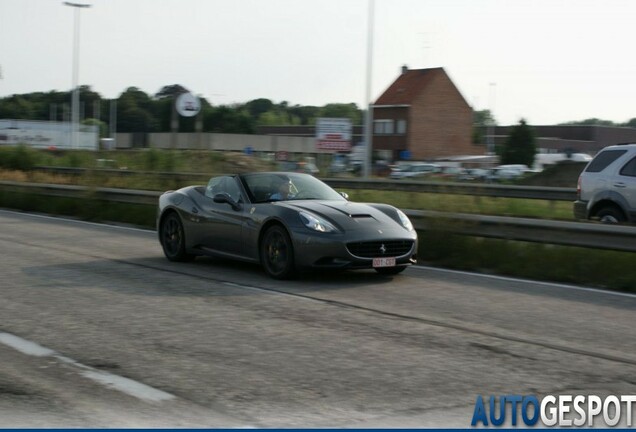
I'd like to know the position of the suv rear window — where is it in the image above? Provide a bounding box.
[585,149,627,173]
[619,156,636,177]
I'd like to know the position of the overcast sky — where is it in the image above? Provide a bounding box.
[1,0,635,126]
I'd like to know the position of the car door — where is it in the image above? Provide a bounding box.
[196,176,248,257]
[617,155,636,215]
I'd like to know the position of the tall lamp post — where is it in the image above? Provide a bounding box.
[64,1,91,149]
[363,0,375,178]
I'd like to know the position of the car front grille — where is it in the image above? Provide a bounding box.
[346,240,414,258]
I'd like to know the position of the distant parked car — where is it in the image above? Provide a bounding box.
[328,154,349,176]
[486,164,528,182]
[390,162,441,180]
[573,144,636,223]
[458,168,490,182]
[278,158,319,175]
[434,166,466,180]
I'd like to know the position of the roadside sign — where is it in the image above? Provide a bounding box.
[316,118,352,152]
[176,93,201,117]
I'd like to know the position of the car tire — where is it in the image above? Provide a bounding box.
[375,266,407,275]
[595,206,626,224]
[260,225,296,279]
[160,212,195,262]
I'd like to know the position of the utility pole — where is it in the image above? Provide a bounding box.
[363,0,375,178]
[63,2,91,149]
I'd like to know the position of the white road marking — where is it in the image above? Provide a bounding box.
[0,332,175,402]
[0,332,56,357]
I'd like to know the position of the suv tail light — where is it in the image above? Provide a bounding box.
[577,176,581,199]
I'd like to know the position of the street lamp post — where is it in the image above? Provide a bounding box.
[64,1,91,149]
[363,0,375,178]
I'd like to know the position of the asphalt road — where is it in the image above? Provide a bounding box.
[0,209,634,427]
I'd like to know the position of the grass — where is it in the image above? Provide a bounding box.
[346,189,574,220]
[419,231,636,292]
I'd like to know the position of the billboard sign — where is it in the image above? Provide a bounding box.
[316,117,352,152]
[0,129,97,150]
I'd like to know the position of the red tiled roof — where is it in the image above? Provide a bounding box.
[374,67,445,106]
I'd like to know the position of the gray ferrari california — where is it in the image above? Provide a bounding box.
[157,172,417,279]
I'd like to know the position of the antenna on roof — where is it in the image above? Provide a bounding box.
[419,32,432,67]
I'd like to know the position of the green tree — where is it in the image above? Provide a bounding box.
[0,95,36,119]
[245,98,274,118]
[288,104,320,125]
[499,119,536,167]
[155,84,188,100]
[559,118,616,126]
[473,109,496,144]
[116,87,159,132]
[317,103,362,124]
[82,118,109,138]
[623,118,636,128]
[204,106,255,134]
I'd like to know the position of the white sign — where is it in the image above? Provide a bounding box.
[176,92,201,117]
[0,129,97,150]
[316,117,352,152]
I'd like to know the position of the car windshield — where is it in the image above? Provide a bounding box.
[240,172,346,203]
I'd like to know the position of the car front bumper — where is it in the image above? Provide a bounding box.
[290,227,418,270]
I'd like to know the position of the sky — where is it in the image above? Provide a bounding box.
[1,0,635,126]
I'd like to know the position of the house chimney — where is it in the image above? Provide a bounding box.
[401,65,408,74]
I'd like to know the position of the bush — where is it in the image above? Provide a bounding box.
[0,145,38,171]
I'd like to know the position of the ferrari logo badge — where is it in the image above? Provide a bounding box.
[380,244,387,254]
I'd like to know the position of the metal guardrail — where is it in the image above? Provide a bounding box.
[409,210,636,253]
[0,181,161,206]
[2,181,635,252]
[33,166,578,202]
[324,178,577,201]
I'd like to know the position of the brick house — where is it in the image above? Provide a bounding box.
[373,66,477,161]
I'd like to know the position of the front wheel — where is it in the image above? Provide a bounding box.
[595,206,626,224]
[260,225,296,279]
[375,266,407,276]
[160,212,195,262]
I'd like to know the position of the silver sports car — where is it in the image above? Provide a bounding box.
[157,172,418,279]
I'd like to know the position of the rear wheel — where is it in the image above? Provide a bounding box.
[160,212,195,262]
[595,206,626,224]
[260,225,296,279]
[375,266,407,275]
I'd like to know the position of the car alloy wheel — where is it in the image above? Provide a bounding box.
[261,225,296,279]
[596,206,626,224]
[161,213,194,262]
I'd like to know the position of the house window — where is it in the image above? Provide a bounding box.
[397,120,407,135]
[374,119,394,134]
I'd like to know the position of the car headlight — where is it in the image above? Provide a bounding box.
[397,209,414,231]
[299,211,337,233]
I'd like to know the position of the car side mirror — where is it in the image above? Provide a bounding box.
[213,193,242,211]
[339,191,349,200]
